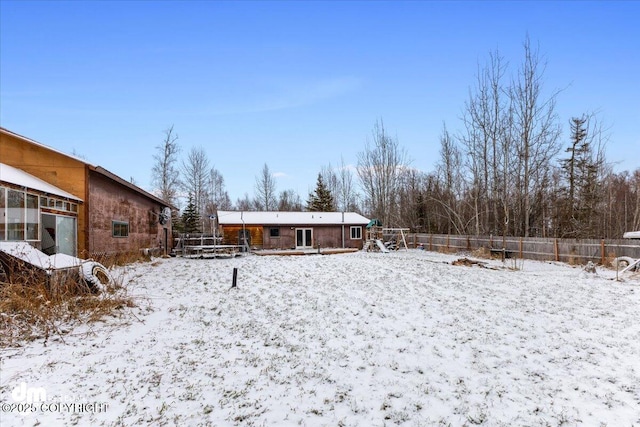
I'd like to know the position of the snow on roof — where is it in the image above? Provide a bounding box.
[0,163,83,201]
[216,210,370,225]
[623,231,640,239]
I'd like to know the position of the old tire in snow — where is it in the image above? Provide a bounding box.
[81,262,112,293]
[612,256,635,269]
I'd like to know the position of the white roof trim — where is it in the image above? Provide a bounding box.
[0,163,83,201]
[217,211,370,225]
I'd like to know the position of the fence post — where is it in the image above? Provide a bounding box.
[519,238,523,259]
[601,239,606,265]
[554,239,559,262]
[429,234,433,251]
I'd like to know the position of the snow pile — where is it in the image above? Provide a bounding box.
[0,242,84,270]
[1,250,638,426]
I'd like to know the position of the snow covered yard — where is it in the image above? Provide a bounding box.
[1,250,639,426]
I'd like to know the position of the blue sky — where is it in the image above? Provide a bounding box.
[1,1,638,205]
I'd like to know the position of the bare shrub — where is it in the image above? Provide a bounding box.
[87,250,152,269]
[0,262,134,348]
[472,247,492,259]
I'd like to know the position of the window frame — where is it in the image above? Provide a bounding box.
[112,220,130,238]
[350,226,362,240]
[0,186,5,240]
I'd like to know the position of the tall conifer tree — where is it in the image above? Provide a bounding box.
[307,174,335,211]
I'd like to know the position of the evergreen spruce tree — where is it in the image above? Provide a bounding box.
[307,174,335,211]
[559,115,604,238]
[181,193,201,233]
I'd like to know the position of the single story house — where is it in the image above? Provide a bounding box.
[1,127,174,257]
[216,210,371,250]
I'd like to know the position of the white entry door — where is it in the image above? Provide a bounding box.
[295,228,313,249]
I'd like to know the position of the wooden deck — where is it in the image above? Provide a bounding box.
[253,248,360,256]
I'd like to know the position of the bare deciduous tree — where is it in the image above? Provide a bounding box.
[357,119,409,226]
[337,156,359,212]
[235,193,252,211]
[277,189,303,211]
[151,125,181,205]
[254,163,277,210]
[460,50,514,236]
[320,164,339,211]
[207,167,232,211]
[435,122,467,234]
[510,36,562,236]
[182,146,210,216]
[319,158,359,212]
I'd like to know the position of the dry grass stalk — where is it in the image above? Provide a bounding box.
[0,260,135,348]
[472,247,492,259]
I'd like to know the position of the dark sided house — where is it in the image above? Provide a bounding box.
[216,210,370,250]
[1,127,174,257]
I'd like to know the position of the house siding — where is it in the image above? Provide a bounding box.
[221,223,365,250]
[1,130,88,252]
[1,128,172,257]
[87,171,166,256]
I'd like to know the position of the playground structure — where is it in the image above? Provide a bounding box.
[363,221,409,253]
[172,234,242,259]
[613,256,640,274]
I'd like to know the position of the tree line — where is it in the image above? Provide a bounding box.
[151,37,639,238]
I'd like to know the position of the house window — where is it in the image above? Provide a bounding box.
[40,196,78,213]
[7,189,25,240]
[350,226,362,240]
[112,221,129,238]
[269,227,280,238]
[26,194,39,240]
[0,189,41,241]
[0,187,5,240]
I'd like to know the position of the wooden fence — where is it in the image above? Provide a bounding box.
[406,233,640,265]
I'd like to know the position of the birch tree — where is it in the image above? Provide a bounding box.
[151,125,181,205]
[461,50,513,235]
[181,146,210,217]
[357,119,409,226]
[254,163,277,210]
[435,123,467,234]
[337,156,359,212]
[510,36,562,236]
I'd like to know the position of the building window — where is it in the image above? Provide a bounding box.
[7,189,25,240]
[40,196,78,213]
[112,221,129,238]
[26,194,39,240]
[0,187,5,240]
[350,226,362,240]
[269,227,280,238]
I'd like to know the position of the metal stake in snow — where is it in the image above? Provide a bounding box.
[231,267,238,288]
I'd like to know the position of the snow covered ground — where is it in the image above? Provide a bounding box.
[1,250,639,426]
